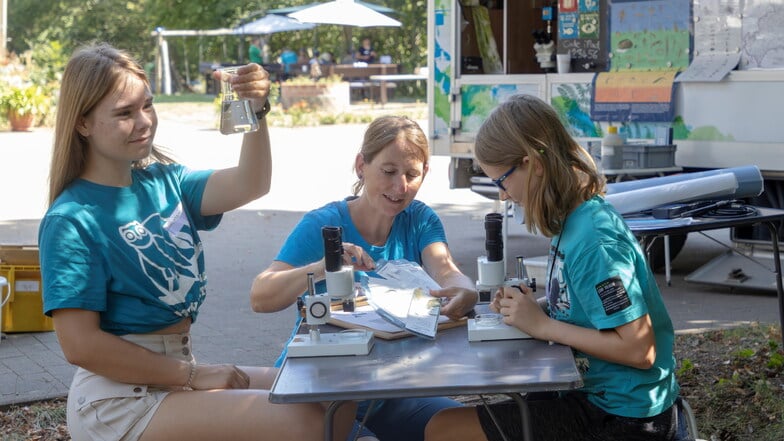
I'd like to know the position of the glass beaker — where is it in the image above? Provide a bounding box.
[218,67,259,135]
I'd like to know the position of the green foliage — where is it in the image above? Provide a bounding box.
[7,0,427,95]
[768,351,784,370]
[0,85,50,117]
[283,74,344,86]
[27,41,68,85]
[676,324,784,441]
[676,358,694,377]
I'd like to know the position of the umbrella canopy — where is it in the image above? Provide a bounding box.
[288,0,401,28]
[268,1,395,16]
[235,14,315,35]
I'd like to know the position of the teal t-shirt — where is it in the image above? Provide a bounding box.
[546,196,679,418]
[39,163,221,335]
[277,198,445,276]
[273,197,447,365]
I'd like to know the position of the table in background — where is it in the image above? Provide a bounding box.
[369,73,427,106]
[604,165,683,284]
[324,63,399,79]
[269,324,582,441]
[627,206,784,345]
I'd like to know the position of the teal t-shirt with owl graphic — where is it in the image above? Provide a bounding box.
[39,163,221,335]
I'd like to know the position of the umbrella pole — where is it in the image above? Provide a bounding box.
[344,27,353,61]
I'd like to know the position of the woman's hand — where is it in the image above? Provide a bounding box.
[340,242,375,271]
[429,287,478,320]
[496,284,550,338]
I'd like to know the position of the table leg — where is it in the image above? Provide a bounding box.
[379,80,388,106]
[765,221,784,347]
[664,235,671,286]
[323,400,348,441]
[507,393,534,441]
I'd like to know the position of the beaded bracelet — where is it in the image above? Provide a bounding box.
[183,361,197,390]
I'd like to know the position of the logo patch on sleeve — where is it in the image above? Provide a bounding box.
[595,276,631,315]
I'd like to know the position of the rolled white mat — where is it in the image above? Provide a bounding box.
[605,172,738,215]
[606,165,762,199]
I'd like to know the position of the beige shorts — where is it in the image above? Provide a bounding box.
[66,333,195,441]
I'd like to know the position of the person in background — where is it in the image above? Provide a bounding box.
[250,115,479,441]
[424,94,691,441]
[309,49,323,80]
[355,37,377,63]
[248,36,263,65]
[297,47,309,65]
[38,42,355,441]
[279,47,298,80]
[319,51,334,65]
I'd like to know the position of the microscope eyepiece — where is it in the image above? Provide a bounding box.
[484,213,504,262]
[322,226,344,272]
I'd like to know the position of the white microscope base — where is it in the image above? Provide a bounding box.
[286,332,375,357]
[467,319,532,342]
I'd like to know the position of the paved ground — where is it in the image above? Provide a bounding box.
[1,102,781,407]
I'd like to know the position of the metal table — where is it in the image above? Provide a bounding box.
[369,73,427,105]
[628,206,784,345]
[269,324,582,441]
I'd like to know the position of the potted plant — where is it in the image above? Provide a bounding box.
[279,75,349,113]
[0,85,49,131]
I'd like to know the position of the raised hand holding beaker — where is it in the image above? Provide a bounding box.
[218,66,260,135]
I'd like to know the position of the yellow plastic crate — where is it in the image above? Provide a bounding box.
[0,246,53,333]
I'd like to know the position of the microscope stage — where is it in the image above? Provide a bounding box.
[286,331,375,357]
[467,319,532,342]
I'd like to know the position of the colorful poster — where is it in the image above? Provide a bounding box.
[608,0,691,71]
[460,84,541,134]
[590,71,677,122]
[551,81,601,138]
[559,12,580,40]
[559,0,578,13]
[558,0,607,71]
[580,0,599,13]
[431,0,453,149]
[579,12,600,39]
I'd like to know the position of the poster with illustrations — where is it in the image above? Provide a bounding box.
[608,0,691,71]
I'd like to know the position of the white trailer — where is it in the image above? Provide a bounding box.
[426,0,784,280]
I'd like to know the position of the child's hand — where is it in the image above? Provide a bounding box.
[497,284,549,338]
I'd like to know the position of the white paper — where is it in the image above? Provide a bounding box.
[624,217,694,231]
[332,305,414,333]
[676,52,741,82]
[365,279,442,339]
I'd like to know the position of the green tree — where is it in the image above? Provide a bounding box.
[7,0,427,96]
